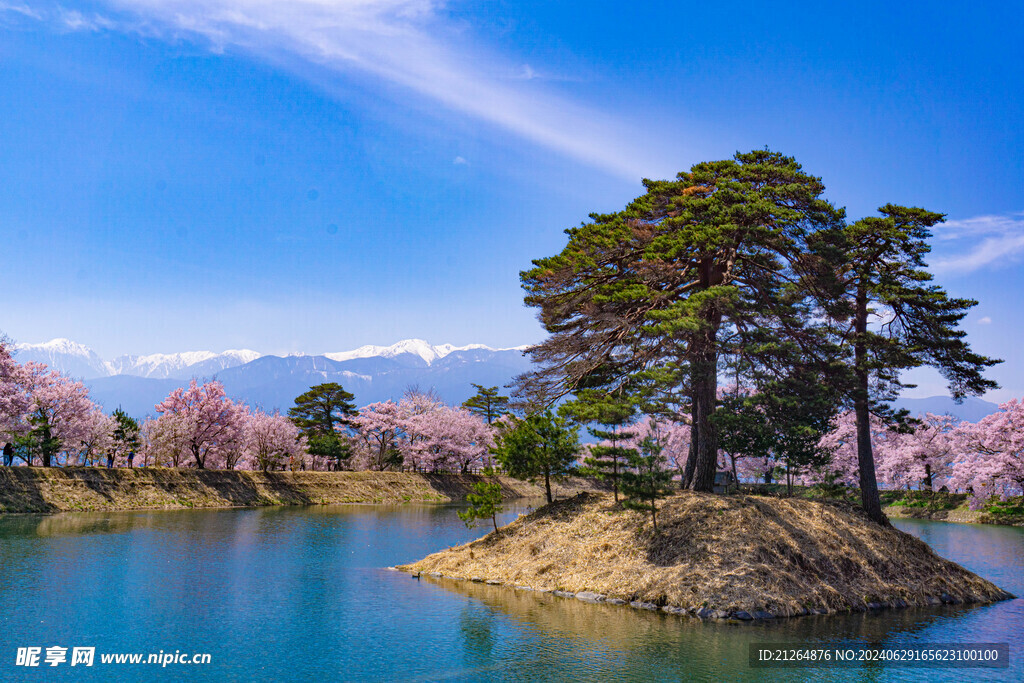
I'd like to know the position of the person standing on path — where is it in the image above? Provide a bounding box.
[2,442,13,466]
[106,452,114,468]
[127,450,135,468]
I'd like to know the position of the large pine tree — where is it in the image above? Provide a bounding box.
[288,383,359,470]
[517,150,844,492]
[813,205,1000,524]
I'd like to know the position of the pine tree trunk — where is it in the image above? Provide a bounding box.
[854,394,887,524]
[682,434,697,489]
[544,468,552,504]
[854,287,889,526]
[612,455,619,502]
[690,312,721,493]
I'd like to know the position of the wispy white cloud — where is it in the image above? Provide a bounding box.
[515,63,537,80]
[1,2,121,31]
[930,212,1024,274]
[57,8,118,31]
[978,316,992,325]
[452,155,467,165]
[0,1,42,20]
[7,0,670,181]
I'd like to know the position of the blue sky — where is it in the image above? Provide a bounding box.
[0,1,1022,398]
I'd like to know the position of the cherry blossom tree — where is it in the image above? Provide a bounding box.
[351,401,405,470]
[817,411,877,487]
[245,411,305,472]
[404,406,493,473]
[154,380,246,469]
[77,409,116,466]
[624,417,690,480]
[876,413,961,492]
[0,339,29,442]
[219,404,252,470]
[141,414,190,468]
[820,411,967,494]
[350,395,496,473]
[950,399,1024,507]
[18,362,100,467]
[397,390,443,467]
[736,453,780,485]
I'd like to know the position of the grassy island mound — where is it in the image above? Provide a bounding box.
[399,492,1014,620]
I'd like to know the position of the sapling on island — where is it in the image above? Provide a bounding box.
[458,481,504,532]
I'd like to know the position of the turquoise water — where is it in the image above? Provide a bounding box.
[0,504,1020,681]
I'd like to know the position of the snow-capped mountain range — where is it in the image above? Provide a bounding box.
[324,339,505,366]
[14,338,526,380]
[108,349,263,379]
[13,338,264,379]
[12,338,533,417]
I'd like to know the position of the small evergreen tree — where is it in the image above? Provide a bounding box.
[621,430,674,533]
[561,389,636,502]
[111,408,141,458]
[493,410,579,504]
[10,433,41,467]
[716,371,836,495]
[457,481,504,532]
[462,384,510,424]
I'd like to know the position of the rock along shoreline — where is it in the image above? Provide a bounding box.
[403,571,976,622]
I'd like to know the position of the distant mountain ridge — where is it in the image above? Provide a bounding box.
[892,395,1000,423]
[10,339,1003,423]
[12,338,533,418]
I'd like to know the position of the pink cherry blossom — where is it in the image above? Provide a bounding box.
[78,409,117,466]
[949,399,1024,507]
[876,413,961,491]
[350,401,405,470]
[19,362,101,466]
[244,410,306,472]
[404,405,493,473]
[154,379,247,469]
[0,340,30,439]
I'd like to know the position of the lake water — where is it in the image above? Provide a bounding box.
[0,503,1020,681]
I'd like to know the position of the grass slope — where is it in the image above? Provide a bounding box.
[0,468,596,513]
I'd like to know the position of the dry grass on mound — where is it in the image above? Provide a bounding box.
[400,492,1013,619]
